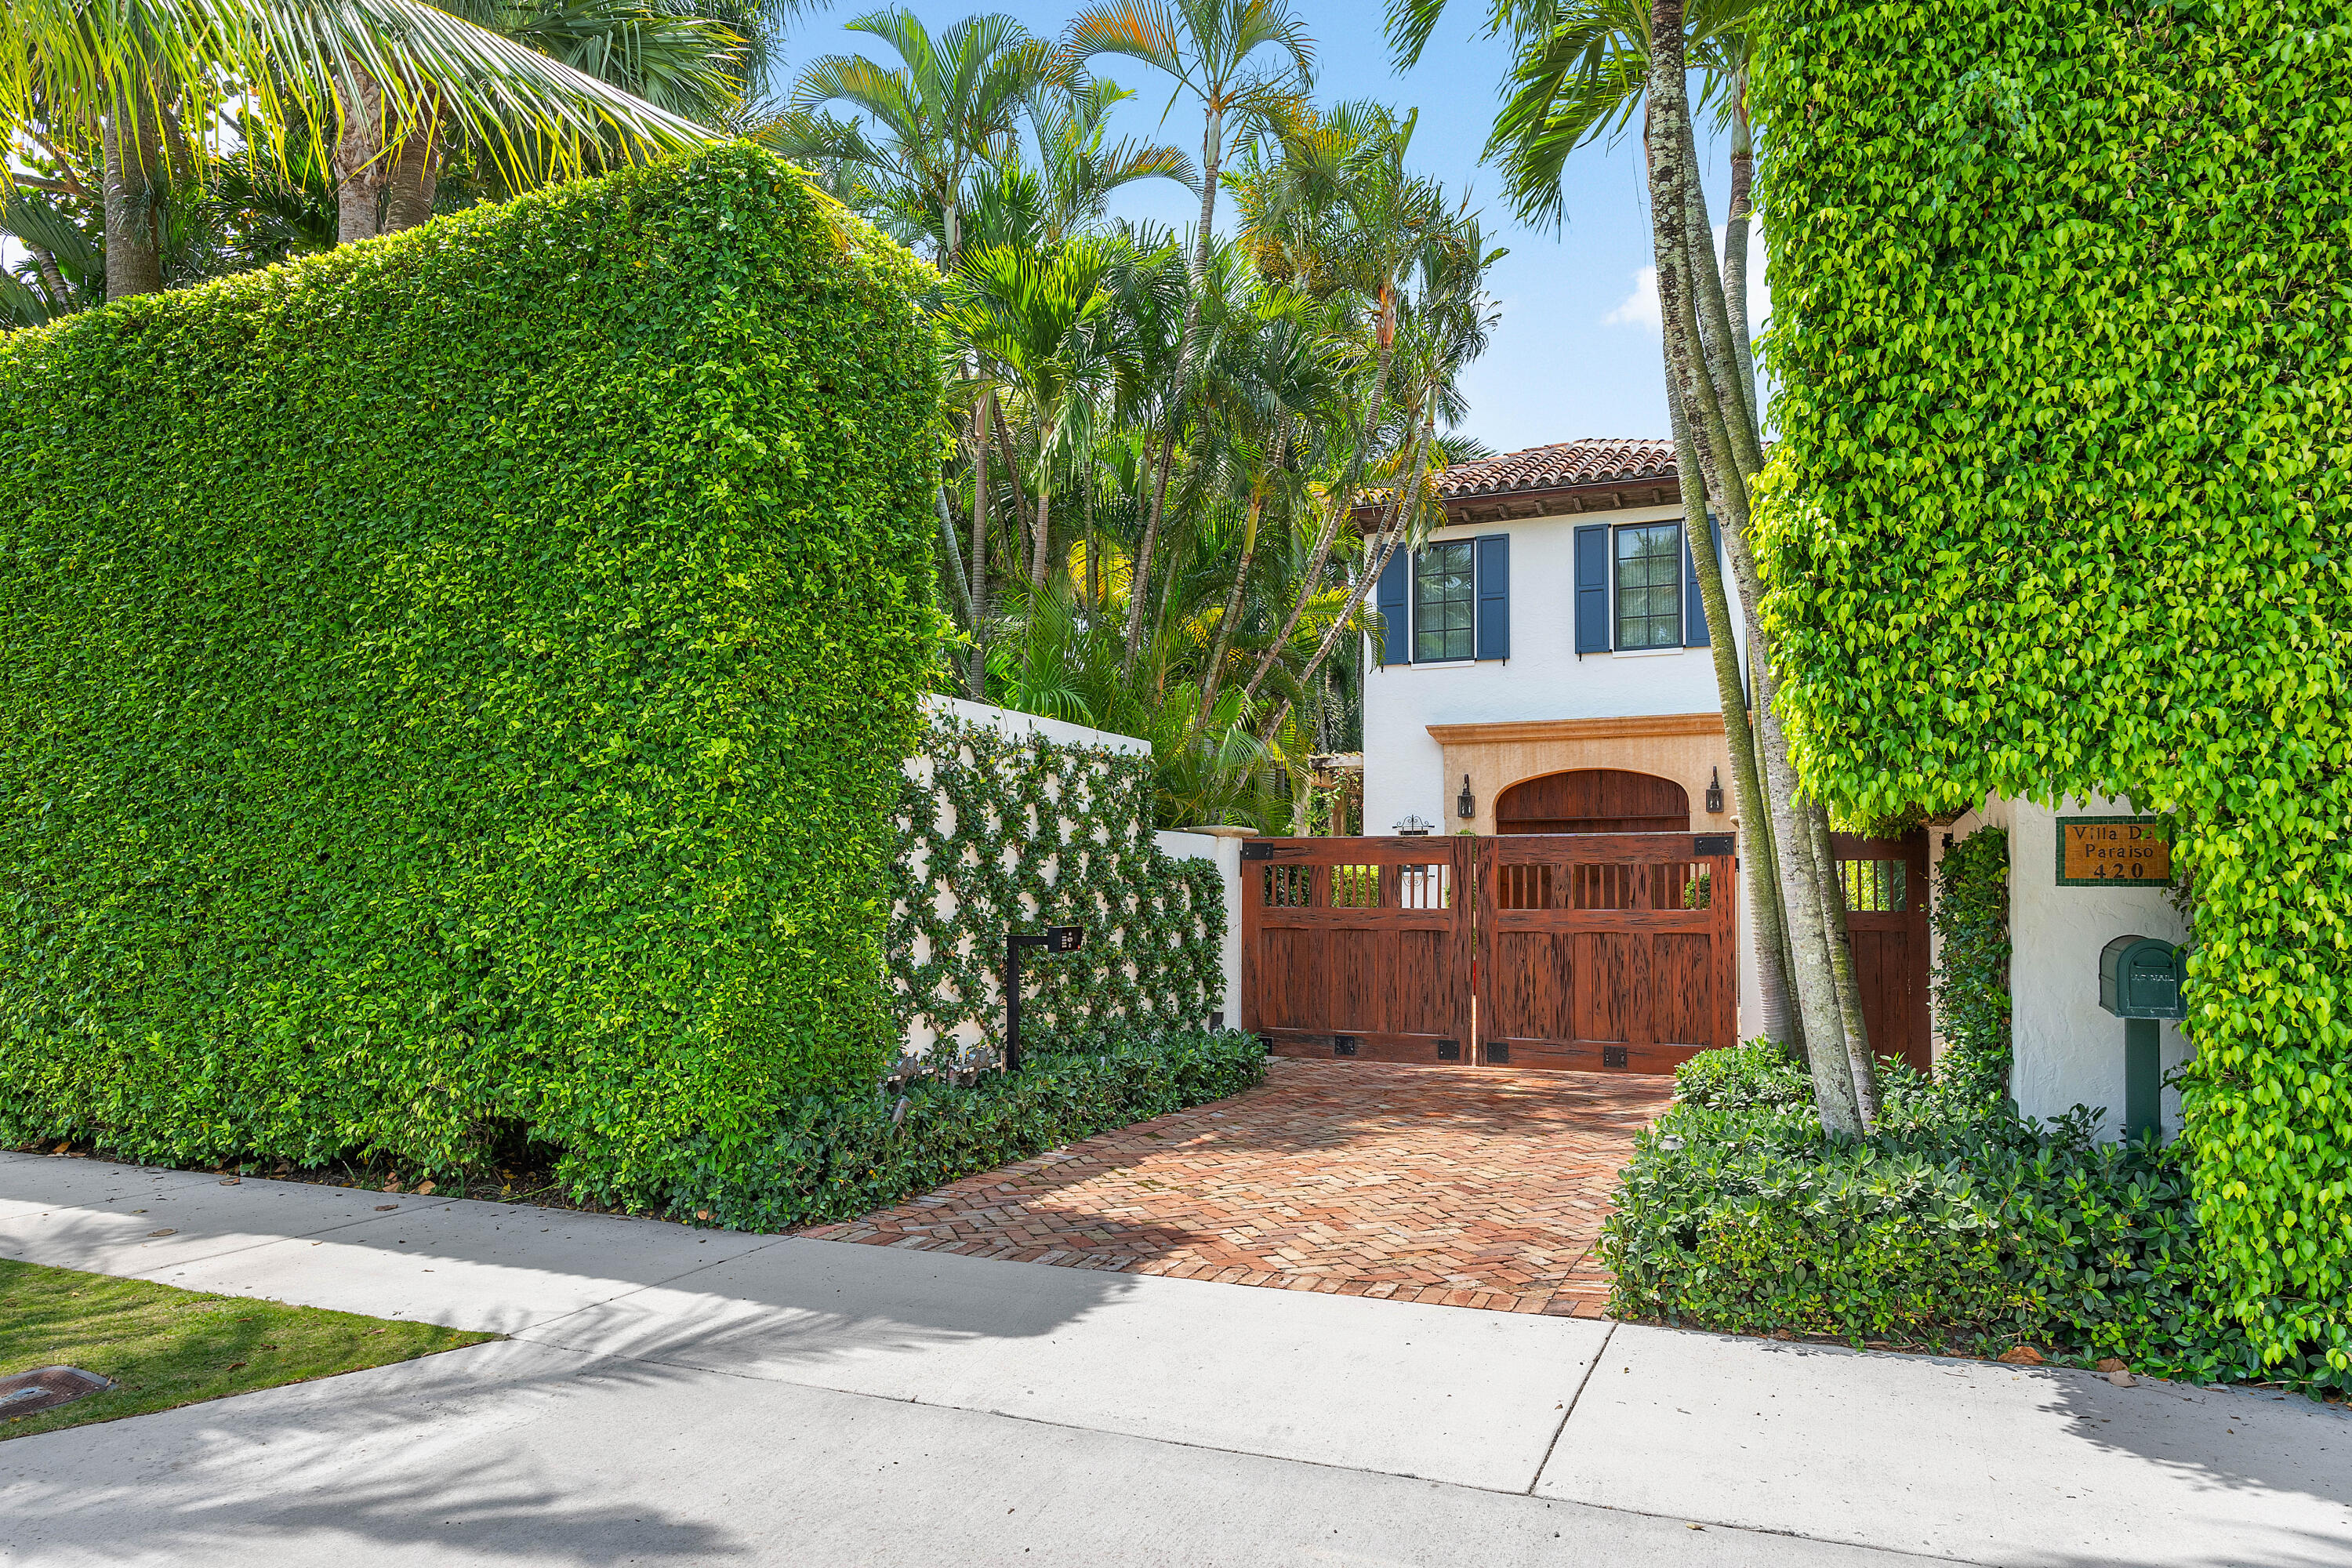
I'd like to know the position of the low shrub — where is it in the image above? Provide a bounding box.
[1605,1044,2345,1396]
[637,1025,1265,1231]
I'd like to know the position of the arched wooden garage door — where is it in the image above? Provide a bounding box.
[1496,769,1690,834]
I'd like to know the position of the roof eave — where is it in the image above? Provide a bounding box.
[1351,471,1684,530]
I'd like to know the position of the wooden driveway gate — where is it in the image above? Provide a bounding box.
[1241,831,1738,1073]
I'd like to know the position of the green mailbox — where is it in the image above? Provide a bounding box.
[2096,935,2185,1142]
[2099,935,2186,1020]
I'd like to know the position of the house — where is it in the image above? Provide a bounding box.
[1356,438,1740,838]
[1348,437,1771,1051]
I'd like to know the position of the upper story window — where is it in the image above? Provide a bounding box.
[1613,522,1684,651]
[1414,540,1475,662]
[1376,532,1508,666]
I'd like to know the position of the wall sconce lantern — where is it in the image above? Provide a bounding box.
[1705,767,1725,815]
[1394,814,1434,837]
[1457,774,1475,820]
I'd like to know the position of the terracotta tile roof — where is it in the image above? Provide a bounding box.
[1432,437,1677,499]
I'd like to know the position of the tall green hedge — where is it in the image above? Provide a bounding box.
[1753,1,2352,1374]
[0,144,944,1200]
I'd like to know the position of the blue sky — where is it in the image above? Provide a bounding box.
[775,2,1757,456]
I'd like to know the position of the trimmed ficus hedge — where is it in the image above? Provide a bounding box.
[1753,0,2352,1377]
[0,144,943,1200]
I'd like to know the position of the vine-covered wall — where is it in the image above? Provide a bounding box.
[1753,0,2352,1375]
[887,705,1225,1073]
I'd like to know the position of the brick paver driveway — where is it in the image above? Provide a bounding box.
[803,1058,1673,1316]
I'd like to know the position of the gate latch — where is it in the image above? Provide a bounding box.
[1241,841,1275,861]
[1693,833,1735,855]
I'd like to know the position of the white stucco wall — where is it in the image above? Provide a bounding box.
[1359,504,1739,833]
[922,692,1152,755]
[1934,794,2191,1138]
[1156,828,1244,1028]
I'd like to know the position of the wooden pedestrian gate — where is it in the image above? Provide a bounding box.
[1240,832,1738,1074]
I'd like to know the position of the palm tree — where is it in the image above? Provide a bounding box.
[950,232,1156,590]
[1065,0,1314,674]
[3,0,734,299]
[1029,76,1198,244]
[764,9,1056,265]
[1385,0,1873,1133]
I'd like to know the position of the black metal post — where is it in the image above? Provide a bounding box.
[1004,927,1084,1076]
[1004,935,1032,1074]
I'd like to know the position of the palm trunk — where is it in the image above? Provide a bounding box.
[1123,100,1225,677]
[1261,418,1430,747]
[1240,328,1401,708]
[1807,797,1881,1123]
[101,96,165,300]
[28,246,71,308]
[1669,372,1795,1047]
[381,102,442,234]
[332,64,389,245]
[969,396,990,699]
[994,411,1032,590]
[1032,470,1052,592]
[935,481,978,633]
[1195,424,1287,729]
[1721,83,1758,416]
[1645,0,1862,1135]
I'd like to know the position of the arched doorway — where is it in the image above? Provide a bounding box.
[1494,768,1690,834]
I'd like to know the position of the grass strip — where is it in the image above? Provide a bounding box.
[1,1259,495,1439]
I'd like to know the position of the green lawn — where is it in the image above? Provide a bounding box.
[0,1259,495,1439]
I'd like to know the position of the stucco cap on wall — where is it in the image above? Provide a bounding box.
[1186,824,1261,839]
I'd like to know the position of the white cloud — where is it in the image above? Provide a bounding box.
[1601,219,1771,336]
[1603,264,1661,329]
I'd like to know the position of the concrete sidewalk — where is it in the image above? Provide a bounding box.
[2,1152,2347,1567]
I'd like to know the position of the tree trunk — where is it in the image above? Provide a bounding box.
[101,96,165,300]
[381,103,442,234]
[1806,795,1881,1123]
[935,481,978,633]
[1195,423,1287,730]
[1645,0,1862,1135]
[993,410,1032,590]
[1721,83,1758,416]
[332,64,390,245]
[1669,369,1795,1047]
[1240,326,1402,709]
[969,396,990,699]
[1261,417,1431,747]
[1123,100,1225,677]
[28,246,71,308]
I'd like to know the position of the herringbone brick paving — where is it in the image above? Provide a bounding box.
[801,1058,1673,1316]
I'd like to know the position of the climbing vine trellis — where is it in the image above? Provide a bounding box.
[887,710,1225,1074]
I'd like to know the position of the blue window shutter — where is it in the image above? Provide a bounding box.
[1376,546,1410,666]
[1573,524,1610,654]
[1475,534,1509,660]
[1683,515,1711,647]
